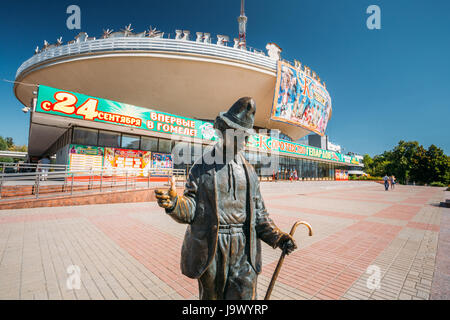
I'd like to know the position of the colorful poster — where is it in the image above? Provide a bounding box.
[271,61,332,136]
[36,85,218,141]
[335,169,341,180]
[152,153,173,169]
[68,144,104,172]
[335,169,349,181]
[104,148,151,176]
[343,170,349,180]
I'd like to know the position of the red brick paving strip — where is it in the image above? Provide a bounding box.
[374,204,422,221]
[87,214,198,299]
[262,220,402,299]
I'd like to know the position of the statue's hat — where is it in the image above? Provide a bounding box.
[217,97,256,134]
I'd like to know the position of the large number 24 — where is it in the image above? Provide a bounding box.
[52,92,98,120]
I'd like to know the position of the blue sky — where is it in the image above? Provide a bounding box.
[0,0,449,156]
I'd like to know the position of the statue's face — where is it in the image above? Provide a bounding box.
[214,116,251,160]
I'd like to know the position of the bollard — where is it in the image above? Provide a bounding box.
[89,170,93,190]
[100,170,103,192]
[63,171,67,193]
[35,173,40,199]
[71,173,74,195]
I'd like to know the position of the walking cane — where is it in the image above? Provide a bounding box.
[264,220,313,300]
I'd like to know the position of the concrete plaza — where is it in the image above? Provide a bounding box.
[0,181,449,300]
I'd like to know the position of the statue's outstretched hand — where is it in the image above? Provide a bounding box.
[155,176,177,210]
[277,233,297,255]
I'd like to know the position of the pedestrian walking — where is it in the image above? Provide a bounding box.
[39,156,50,181]
[390,175,396,190]
[383,174,389,191]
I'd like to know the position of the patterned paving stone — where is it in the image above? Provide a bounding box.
[0,181,447,300]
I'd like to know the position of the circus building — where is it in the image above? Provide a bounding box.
[13,2,362,180]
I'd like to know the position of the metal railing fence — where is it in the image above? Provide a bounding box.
[0,166,186,201]
[0,162,67,174]
[16,37,278,79]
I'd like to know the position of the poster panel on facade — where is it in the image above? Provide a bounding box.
[36,85,218,142]
[335,169,349,181]
[151,153,173,176]
[343,170,349,180]
[271,61,332,136]
[68,144,104,172]
[103,147,151,176]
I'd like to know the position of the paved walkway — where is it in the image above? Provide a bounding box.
[0,181,448,300]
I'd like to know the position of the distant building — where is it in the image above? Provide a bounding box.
[327,141,341,153]
[347,154,365,176]
[308,134,327,149]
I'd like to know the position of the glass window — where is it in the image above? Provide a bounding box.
[72,127,98,146]
[192,143,203,163]
[297,159,302,177]
[141,136,158,151]
[121,134,140,149]
[313,161,318,178]
[158,139,172,153]
[306,160,312,178]
[98,130,120,148]
[302,159,308,178]
[172,141,190,164]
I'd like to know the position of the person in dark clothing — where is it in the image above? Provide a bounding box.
[383,174,390,191]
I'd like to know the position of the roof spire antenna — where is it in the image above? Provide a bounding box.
[238,0,247,48]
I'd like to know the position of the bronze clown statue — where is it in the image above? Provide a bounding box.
[155,97,297,300]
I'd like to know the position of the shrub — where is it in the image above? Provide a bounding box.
[430,181,446,187]
[349,175,383,181]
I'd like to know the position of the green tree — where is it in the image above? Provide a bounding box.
[385,141,419,184]
[0,136,13,163]
[362,154,373,175]
[410,145,427,184]
[371,140,449,185]
[0,136,27,163]
[410,145,450,185]
[5,137,13,149]
[12,145,27,152]
[424,145,449,184]
[371,154,390,177]
[0,136,8,151]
